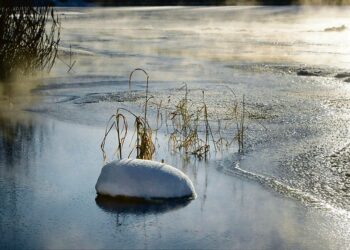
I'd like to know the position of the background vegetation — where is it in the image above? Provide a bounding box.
[85,0,350,5]
[0,0,60,82]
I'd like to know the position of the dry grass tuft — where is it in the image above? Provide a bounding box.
[0,0,60,82]
[134,116,155,160]
[101,107,155,162]
[101,69,155,162]
[168,86,219,160]
[101,70,262,162]
[225,87,246,153]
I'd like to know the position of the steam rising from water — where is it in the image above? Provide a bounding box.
[1,6,350,248]
[54,6,350,82]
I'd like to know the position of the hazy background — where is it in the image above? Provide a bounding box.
[49,0,350,6]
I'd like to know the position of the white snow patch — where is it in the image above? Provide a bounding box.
[95,159,196,199]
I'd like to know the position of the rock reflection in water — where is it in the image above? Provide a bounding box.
[95,195,191,215]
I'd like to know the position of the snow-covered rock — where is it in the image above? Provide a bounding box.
[95,159,196,199]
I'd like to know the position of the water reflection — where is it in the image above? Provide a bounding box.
[0,76,46,168]
[95,195,191,215]
[0,111,46,169]
[0,108,349,249]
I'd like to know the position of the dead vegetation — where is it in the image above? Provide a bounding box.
[101,70,260,163]
[57,45,76,73]
[0,0,60,82]
[101,69,155,162]
[101,108,155,162]
[167,85,253,157]
[222,87,247,153]
[167,86,219,160]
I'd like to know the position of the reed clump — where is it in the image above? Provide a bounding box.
[101,69,155,162]
[235,95,245,153]
[168,86,217,160]
[0,0,60,82]
[101,108,155,162]
[225,87,270,154]
[134,115,155,160]
[101,70,256,162]
[224,88,246,153]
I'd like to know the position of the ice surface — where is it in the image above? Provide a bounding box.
[95,159,196,199]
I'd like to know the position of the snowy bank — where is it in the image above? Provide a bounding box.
[95,159,196,199]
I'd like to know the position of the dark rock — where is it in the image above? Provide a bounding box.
[324,25,346,32]
[335,72,350,78]
[297,69,323,77]
[344,78,350,83]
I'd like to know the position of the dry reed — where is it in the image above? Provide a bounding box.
[168,86,219,160]
[101,69,155,162]
[101,70,254,162]
[0,0,60,81]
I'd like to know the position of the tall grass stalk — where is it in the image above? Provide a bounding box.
[0,0,60,82]
[101,69,155,162]
[168,87,220,160]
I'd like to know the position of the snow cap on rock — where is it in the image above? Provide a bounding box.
[96,159,196,199]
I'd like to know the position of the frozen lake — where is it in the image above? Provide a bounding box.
[1,6,350,249]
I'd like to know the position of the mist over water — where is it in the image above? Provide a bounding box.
[1,6,350,249]
[55,5,350,80]
[49,6,350,209]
